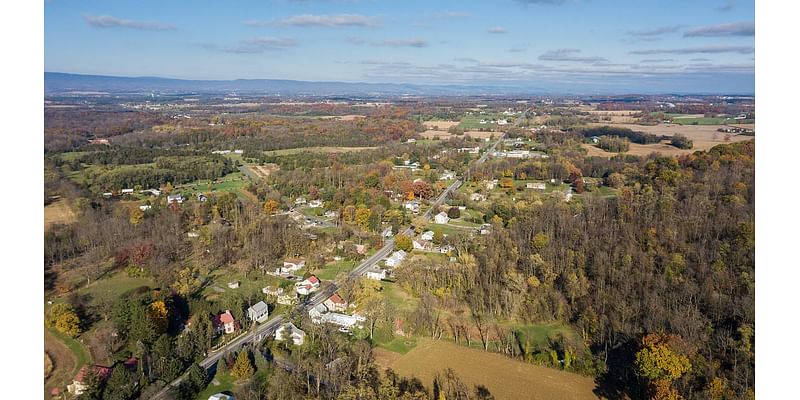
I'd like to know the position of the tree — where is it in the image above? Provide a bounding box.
[433,229,444,245]
[355,206,372,230]
[395,234,413,252]
[103,364,136,400]
[48,303,81,337]
[263,199,279,215]
[231,349,254,381]
[129,207,144,225]
[149,300,169,333]
[447,207,461,219]
[499,178,513,189]
[635,333,692,382]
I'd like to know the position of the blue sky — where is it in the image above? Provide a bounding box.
[44,0,755,93]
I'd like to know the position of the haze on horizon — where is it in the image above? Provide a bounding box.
[44,0,755,94]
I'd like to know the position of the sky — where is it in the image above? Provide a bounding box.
[44,0,755,93]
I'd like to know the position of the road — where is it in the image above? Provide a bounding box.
[149,117,519,399]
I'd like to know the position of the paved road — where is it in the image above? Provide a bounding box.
[149,119,519,399]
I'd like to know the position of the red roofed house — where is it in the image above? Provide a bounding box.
[295,275,321,295]
[323,293,348,312]
[213,310,236,335]
[67,365,112,395]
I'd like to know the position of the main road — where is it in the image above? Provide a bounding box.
[149,114,520,399]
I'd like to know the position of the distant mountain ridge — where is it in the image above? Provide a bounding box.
[44,72,539,96]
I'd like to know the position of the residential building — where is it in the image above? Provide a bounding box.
[167,194,184,204]
[227,281,239,289]
[320,312,366,331]
[275,322,306,345]
[212,310,236,335]
[470,193,486,202]
[526,182,546,190]
[247,301,269,323]
[308,303,328,321]
[434,212,450,224]
[420,231,435,241]
[308,200,323,208]
[121,188,134,194]
[282,258,305,273]
[324,293,348,312]
[365,267,388,281]
[67,366,112,395]
[384,250,407,267]
[139,205,152,211]
[295,275,320,295]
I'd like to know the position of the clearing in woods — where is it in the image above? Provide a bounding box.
[45,199,76,230]
[384,339,599,400]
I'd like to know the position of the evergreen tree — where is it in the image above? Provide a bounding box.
[231,349,255,381]
[103,364,136,400]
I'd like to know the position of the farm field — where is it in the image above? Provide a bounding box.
[385,339,599,400]
[587,122,753,152]
[245,163,280,180]
[44,199,76,230]
[422,120,459,130]
[263,146,379,156]
[419,129,497,140]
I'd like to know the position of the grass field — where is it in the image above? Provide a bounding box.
[45,327,92,397]
[459,114,509,130]
[196,371,235,400]
[386,339,599,400]
[316,259,357,280]
[264,146,379,156]
[75,272,154,302]
[513,323,580,349]
[45,199,76,230]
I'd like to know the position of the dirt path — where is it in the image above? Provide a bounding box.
[44,329,77,397]
[386,339,599,400]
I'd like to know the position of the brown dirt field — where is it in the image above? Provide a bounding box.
[464,130,497,139]
[588,122,753,152]
[373,347,402,368]
[420,130,451,139]
[423,120,460,129]
[388,339,599,400]
[44,330,77,397]
[250,164,280,178]
[319,115,366,121]
[45,199,76,230]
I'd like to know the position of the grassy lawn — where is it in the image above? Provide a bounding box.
[316,259,358,281]
[201,269,285,303]
[196,371,235,400]
[447,218,481,228]
[588,185,618,198]
[373,327,418,354]
[459,113,508,130]
[75,272,154,302]
[670,117,731,125]
[47,326,92,369]
[431,222,472,236]
[381,281,419,312]
[180,172,249,194]
[512,323,581,349]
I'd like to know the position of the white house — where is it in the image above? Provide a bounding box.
[413,239,431,250]
[434,212,450,224]
[295,275,320,295]
[406,138,417,143]
[324,293,348,312]
[308,200,323,208]
[208,394,235,400]
[247,301,269,323]
[382,227,393,238]
[295,197,307,206]
[470,193,486,202]
[384,250,407,267]
[139,205,152,211]
[282,258,306,273]
[420,231,435,241]
[227,281,240,289]
[321,312,366,331]
[365,267,388,281]
[440,171,455,180]
[404,200,420,214]
[309,303,328,321]
[167,194,184,204]
[275,322,306,345]
[526,182,546,191]
[121,188,134,194]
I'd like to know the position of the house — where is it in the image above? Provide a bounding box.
[67,365,112,395]
[275,322,306,345]
[247,301,269,323]
[308,303,328,320]
[485,180,497,190]
[458,146,480,154]
[382,226,393,238]
[413,239,431,250]
[365,267,387,281]
[526,182,546,191]
[282,258,306,273]
[497,119,509,125]
[434,212,450,224]
[196,193,208,202]
[140,188,161,196]
[208,394,235,400]
[439,244,454,254]
[470,193,486,202]
[227,281,239,289]
[324,210,338,218]
[308,200,323,208]
[262,286,283,296]
[420,231,435,241]
[320,312,366,331]
[139,205,152,211]
[590,136,600,143]
[187,231,200,238]
[277,291,298,305]
[121,188,134,195]
[167,194,184,204]
[384,250,407,267]
[404,200,420,214]
[440,171,455,180]
[213,310,236,335]
[324,293,348,312]
[295,275,320,295]
[102,192,113,197]
[295,197,307,206]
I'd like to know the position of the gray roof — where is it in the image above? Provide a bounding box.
[249,301,268,313]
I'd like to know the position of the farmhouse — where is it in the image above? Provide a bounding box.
[434,212,450,224]
[440,171,455,180]
[324,293,348,312]
[167,194,184,204]
[365,267,388,281]
[282,258,305,273]
[320,312,366,331]
[247,301,269,323]
[384,250,407,268]
[308,303,328,321]
[213,310,236,335]
[67,365,112,395]
[295,197,307,205]
[526,182,546,190]
[420,231,435,241]
[275,322,306,345]
[470,193,486,202]
[121,188,134,195]
[295,275,320,295]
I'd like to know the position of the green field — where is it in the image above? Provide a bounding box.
[196,371,235,400]
[316,259,357,280]
[75,272,154,302]
[671,117,731,125]
[263,146,379,156]
[458,113,507,130]
[512,323,580,350]
[381,281,419,312]
[373,327,418,354]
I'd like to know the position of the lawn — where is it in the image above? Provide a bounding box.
[74,272,154,303]
[372,327,418,354]
[196,371,235,400]
[670,116,732,125]
[512,323,580,350]
[458,113,509,130]
[388,339,598,400]
[201,269,284,304]
[316,259,358,281]
[381,281,418,312]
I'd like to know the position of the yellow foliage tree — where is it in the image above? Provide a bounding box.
[231,350,254,381]
[262,199,279,215]
[148,301,169,333]
[129,207,144,225]
[48,303,81,337]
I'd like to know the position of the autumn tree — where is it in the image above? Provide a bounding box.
[395,234,413,252]
[47,303,81,337]
[263,199,279,215]
[636,333,693,399]
[231,349,255,381]
[149,300,169,334]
